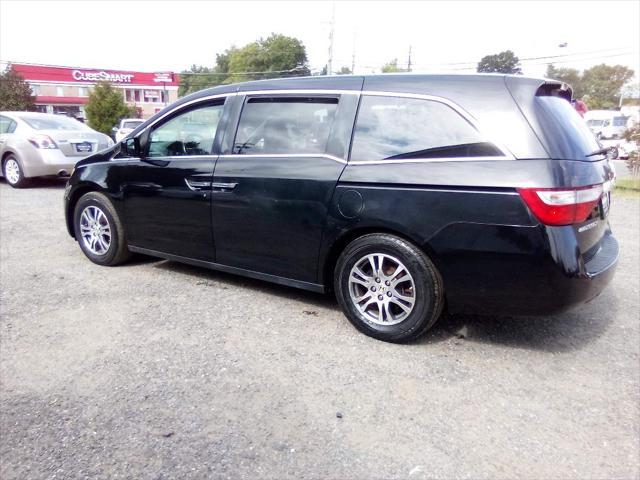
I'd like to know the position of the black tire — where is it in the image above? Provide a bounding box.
[2,155,30,188]
[334,233,444,343]
[73,192,131,266]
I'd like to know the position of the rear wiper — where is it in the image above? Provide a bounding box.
[585,147,610,157]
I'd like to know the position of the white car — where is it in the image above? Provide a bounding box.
[113,118,145,143]
[1,112,113,188]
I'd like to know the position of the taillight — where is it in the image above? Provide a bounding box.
[28,134,58,149]
[517,184,603,226]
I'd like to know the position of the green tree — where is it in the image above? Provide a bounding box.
[622,122,640,177]
[545,64,583,97]
[381,59,406,73]
[85,81,136,135]
[179,34,309,95]
[0,66,36,111]
[336,66,352,75]
[581,64,635,109]
[477,50,522,74]
[226,34,309,83]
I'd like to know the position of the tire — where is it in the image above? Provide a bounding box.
[3,155,29,188]
[609,147,619,159]
[73,192,131,266]
[334,233,444,343]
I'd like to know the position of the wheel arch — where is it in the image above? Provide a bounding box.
[321,226,444,293]
[66,182,107,239]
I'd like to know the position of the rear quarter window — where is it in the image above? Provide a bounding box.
[350,96,504,162]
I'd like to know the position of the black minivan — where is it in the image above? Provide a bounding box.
[64,74,618,342]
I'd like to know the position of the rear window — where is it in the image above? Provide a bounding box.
[534,96,601,160]
[350,96,503,162]
[21,115,91,131]
[123,120,144,129]
[612,116,628,127]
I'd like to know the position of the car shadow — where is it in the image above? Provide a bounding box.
[0,177,68,189]
[151,259,614,354]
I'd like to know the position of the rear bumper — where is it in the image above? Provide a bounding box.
[432,223,619,316]
[22,149,84,178]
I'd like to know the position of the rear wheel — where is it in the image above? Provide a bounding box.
[73,192,131,266]
[334,233,444,343]
[3,155,29,188]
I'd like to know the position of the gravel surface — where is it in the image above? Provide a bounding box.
[1,179,639,479]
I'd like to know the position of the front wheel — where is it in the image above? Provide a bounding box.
[74,192,131,266]
[334,234,444,343]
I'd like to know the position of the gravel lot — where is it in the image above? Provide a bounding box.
[1,179,638,480]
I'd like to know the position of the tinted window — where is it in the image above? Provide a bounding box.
[534,96,601,160]
[234,97,338,155]
[148,103,223,157]
[21,115,91,131]
[350,96,503,161]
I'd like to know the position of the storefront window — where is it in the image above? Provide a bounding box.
[134,90,141,102]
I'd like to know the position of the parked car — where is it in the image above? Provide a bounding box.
[63,74,618,343]
[112,118,145,143]
[1,112,113,188]
[585,110,629,140]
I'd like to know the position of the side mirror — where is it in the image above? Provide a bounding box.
[111,126,119,133]
[123,137,140,157]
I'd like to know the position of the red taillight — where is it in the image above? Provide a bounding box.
[517,184,604,226]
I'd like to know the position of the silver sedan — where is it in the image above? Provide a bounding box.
[0,112,113,188]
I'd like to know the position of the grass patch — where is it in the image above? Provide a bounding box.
[615,177,640,191]
[613,177,640,198]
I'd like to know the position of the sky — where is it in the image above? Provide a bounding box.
[1,0,639,80]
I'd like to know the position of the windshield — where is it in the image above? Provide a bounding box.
[21,115,92,131]
[123,120,144,129]
[534,96,602,160]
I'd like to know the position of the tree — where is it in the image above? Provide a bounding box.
[226,34,309,83]
[84,81,136,135]
[581,64,635,109]
[336,66,352,75]
[477,50,522,74]
[381,59,406,73]
[0,66,36,111]
[179,34,310,94]
[545,64,583,97]
[622,122,640,177]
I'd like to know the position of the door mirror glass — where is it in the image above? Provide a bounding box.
[122,137,139,157]
[112,126,119,133]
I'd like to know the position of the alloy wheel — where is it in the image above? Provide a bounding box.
[4,159,20,185]
[348,253,416,326]
[79,205,112,255]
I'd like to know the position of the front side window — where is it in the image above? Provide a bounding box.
[350,96,503,161]
[234,97,338,155]
[148,102,224,157]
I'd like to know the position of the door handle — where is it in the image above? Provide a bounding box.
[184,178,211,191]
[211,182,238,192]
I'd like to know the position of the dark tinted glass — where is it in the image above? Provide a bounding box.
[148,104,223,157]
[234,97,338,155]
[350,96,503,161]
[534,96,601,160]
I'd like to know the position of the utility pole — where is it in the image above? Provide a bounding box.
[351,32,356,74]
[407,46,412,72]
[327,3,335,75]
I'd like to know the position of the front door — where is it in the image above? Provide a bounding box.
[211,92,359,283]
[122,99,226,261]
